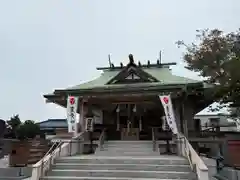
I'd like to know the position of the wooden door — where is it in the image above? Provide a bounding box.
[121,128,139,140]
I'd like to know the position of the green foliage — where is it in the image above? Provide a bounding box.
[16,120,40,140]
[6,115,40,140]
[7,115,21,130]
[177,29,240,117]
[6,115,21,138]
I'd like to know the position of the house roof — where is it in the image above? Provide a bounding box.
[195,102,230,117]
[37,119,67,129]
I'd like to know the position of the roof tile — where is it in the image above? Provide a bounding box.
[67,67,200,90]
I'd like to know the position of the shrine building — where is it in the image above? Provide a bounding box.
[43,54,213,140]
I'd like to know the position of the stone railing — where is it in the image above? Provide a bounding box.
[177,134,209,180]
[30,132,84,180]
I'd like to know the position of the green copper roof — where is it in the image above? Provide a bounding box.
[67,67,200,90]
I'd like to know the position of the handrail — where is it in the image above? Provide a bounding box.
[99,128,106,151]
[42,141,60,160]
[202,127,215,132]
[31,132,85,180]
[40,141,62,176]
[177,133,209,180]
[152,127,156,151]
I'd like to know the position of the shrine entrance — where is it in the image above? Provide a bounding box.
[116,104,141,140]
[115,103,164,141]
[121,128,139,140]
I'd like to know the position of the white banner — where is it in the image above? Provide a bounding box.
[67,96,78,133]
[159,95,178,134]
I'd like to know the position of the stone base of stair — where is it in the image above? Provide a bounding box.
[41,141,196,180]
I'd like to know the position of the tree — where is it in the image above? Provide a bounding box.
[6,115,21,138]
[177,29,240,118]
[5,115,40,140]
[16,120,40,140]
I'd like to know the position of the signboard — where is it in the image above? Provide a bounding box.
[85,117,94,132]
[159,95,178,134]
[67,96,78,133]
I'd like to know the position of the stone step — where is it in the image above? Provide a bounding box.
[41,176,189,180]
[105,145,153,149]
[55,155,189,165]
[106,141,176,144]
[104,146,153,149]
[103,147,153,152]
[106,141,153,144]
[0,177,28,180]
[95,152,160,156]
[105,142,153,146]
[105,145,153,148]
[52,163,191,172]
[46,169,194,179]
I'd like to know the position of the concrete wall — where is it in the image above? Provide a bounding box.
[219,167,240,180]
[0,167,32,178]
[201,157,217,179]
[194,114,238,132]
[200,153,240,180]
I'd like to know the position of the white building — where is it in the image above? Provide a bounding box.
[194,102,239,132]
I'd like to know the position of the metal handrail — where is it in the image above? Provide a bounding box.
[99,128,106,151]
[33,132,85,179]
[152,127,156,151]
[40,141,63,176]
[43,141,59,158]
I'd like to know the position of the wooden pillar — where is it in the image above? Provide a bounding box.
[182,101,188,138]
[79,100,88,133]
[127,104,131,132]
[139,116,142,131]
[116,105,120,131]
[79,101,85,132]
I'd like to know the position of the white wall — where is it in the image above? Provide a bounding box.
[194,114,239,132]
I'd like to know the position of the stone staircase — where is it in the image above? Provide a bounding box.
[41,141,196,180]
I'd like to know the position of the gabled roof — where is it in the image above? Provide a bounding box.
[44,54,204,99]
[106,55,159,84]
[67,66,200,90]
[37,119,67,129]
[195,102,230,117]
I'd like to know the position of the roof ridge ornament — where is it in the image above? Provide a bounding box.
[129,54,134,64]
[128,54,137,67]
[96,53,177,70]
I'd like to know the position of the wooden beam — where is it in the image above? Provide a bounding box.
[111,101,156,105]
[96,62,177,70]
[189,138,225,143]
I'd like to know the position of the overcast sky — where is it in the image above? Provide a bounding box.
[0,0,238,122]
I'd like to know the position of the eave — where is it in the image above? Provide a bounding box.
[53,82,204,95]
[43,82,208,108]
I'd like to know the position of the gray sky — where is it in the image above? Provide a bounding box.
[0,0,239,122]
